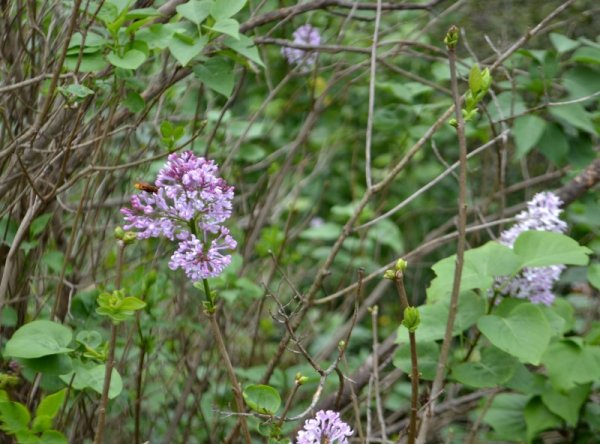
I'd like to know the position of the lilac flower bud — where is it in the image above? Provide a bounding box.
[495,192,567,305]
[296,410,353,444]
[282,24,321,69]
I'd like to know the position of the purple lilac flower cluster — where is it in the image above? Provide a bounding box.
[296,410,353,444]
[282,25,321,69]
[121,151,236,281]
[496,192,567,305]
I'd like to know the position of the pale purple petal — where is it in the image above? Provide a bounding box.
[296,410,353,444]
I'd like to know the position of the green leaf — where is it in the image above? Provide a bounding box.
[136,23,184,50]
[0,401,30,434]
[541,383,589,426]
[513,231,592,268]
[224,34,264,67]
[242,384,281,414]
[64,54,108,73]
[168,34,208,66]
[468,64,482,94]
[118,297,146,311]
[397,291,485,343]
[571,46,600,65]
[513,115,546,158]
[451,347,518,388]
[505,364,546,395]
[28,214,50,238]
[549,33,580,53]
[477,302,551,365]
[207,18,240,40]
[524,397,562,443]
[193,57,235,97]
[63,84,95,98]
[549,103,597,135]
[41,251,65,273]
[60,363,123,399]
[482,393,528,442]
[20,354,73,375]
[588,263,600,290]
[4,320,73,359]
[427,241,520,302]
[176,0,213,25]
[537,123,569,164]
[541,339,600,390]
[31,414,52,433]
[210,0,246,20]
[106,49,147,70]
[36,389,67,421]
[300,222,341,241]
[123,91,145,113]
[39,430,68,444]
[125,7,161,19]
[393,341,439,380]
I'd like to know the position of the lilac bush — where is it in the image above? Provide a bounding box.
[496,191,567,304]
[121,151,236,281]
[296,410,353,444]
[282,24,321,68]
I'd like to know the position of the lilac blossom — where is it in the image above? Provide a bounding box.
[282,24,321,68]
[495,192,567,305]
[296,410,353,444]
[121,151,236,281]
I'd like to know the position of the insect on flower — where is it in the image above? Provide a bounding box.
[134,181,159,194]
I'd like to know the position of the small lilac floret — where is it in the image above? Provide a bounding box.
[296,410,353,444]
[121,151,236,281]
[495,191,567,305]
[282,24,321,68]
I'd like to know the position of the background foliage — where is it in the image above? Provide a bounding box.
[1,0,599,443]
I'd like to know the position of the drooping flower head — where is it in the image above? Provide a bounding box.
[282,24,321,69]
[495,191,567,305]
[296,410,353,444]
[121,151,236,281]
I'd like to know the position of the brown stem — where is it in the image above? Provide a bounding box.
[416,27,468,444]
[207,310,252,444]
[408,331,419,444]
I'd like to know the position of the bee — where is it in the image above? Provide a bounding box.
[134,181,159,194]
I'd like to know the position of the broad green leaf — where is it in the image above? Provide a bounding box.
[537,123,568,163]
[36,389,67,420]
[60,363,123,399]
[106,49,146,70]
[136,23,184,50]
[207,18,240,40]
[176,0,213,25]
[168,34,208,66]
[549,33,580,53]
[524,397,561,443]
[549,103,597,135]
[477,302,551,364]
[224,34,264,67]
[427,241,520,302]
[118,297,146,311]
[393,341,439,380]
[210,0,246,20]
[123,91,145,113]
[125,7,161,19]
[571,46,600,65]
[63,84,94,98]
[482,393,528,442]
[193,57,235,97]
[451,347,518,388]
[541,383,589,426]
[397,291,485,343]
[300,222,340,241]
[513,115,546,158]
[504,364,546,395]
[468,64,482,94]
[41,251,65,274]
[4,320,73,359]
[541,339,600,390]
[64,54,108,73]
[68,32,107,48]
[32,414,52,433]
[563,67,600,101]
[0,401,30,434]
[30,214,52,237]
[242,384,281,414]
[0,215,17,246]
[1,306,17,328]
[513,231,592,268]
[588,263,600,290]
[20,354,73,375]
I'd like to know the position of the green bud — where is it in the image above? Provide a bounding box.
[395,258,408,272]
[123,231,137,244]
[295,373,309,385]
[383,269,396,280]
[114,226,125,240]
[481,68,492,90]
[444,25,459,50]
[402,306,420,332]
[338,340,346,351]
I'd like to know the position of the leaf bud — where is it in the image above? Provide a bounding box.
[114,226,125,240]
[444,25,459,50]
[402,306,420,332]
